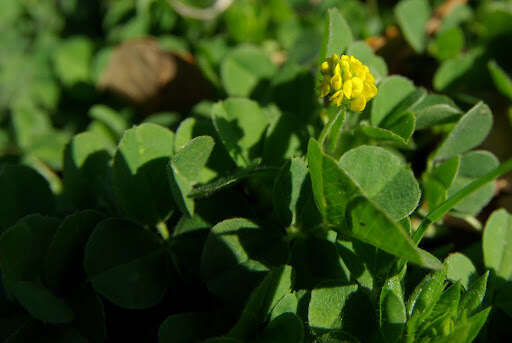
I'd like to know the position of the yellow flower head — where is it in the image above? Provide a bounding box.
[317,54,378,112]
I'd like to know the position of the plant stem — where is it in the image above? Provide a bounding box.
[413,157,512,244]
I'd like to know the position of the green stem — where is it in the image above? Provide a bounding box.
[413,157,512,244]
[156,221,170,240]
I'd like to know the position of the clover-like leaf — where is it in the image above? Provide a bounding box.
[44,210,105,292]
[483,209,512,283]
[395,0,431,53]
[371,76,416,126]
[340,145,421,220]
[212,98,269,168]
[0,165,55,231]
[84,218,169,309]
[433,102,493,161]
[322,8,353,59]
[221,45,276,97]
[112,123,176,226]
[169,136,215,216]
[63,131,113,209]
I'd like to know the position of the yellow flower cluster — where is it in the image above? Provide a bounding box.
[318,54,378,112]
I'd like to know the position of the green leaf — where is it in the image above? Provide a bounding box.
[0,165,55,230]
[273,158,308,227]
[174,118,196,151]
[424,177,448,210]
[340,145,420,221]
[439,4,473,32]
[169,214,210,279]
[308,140,440,269]
[379,111,416,143]
[189,165,273,199]
[395,0,431,53]
[371,76,416,126]
[433,102,493,161]
[220,45,276,97]
[347,197,442,270]
[10,281,73,324]
[291,234,349,289]
[212,98,268,167]
[413,158,512,244]
[169,136,215,216]
[407,270,447,338]
[423,283,462,338]
[488,60,512,102]
[0,214,59,281]
[424,155,461,211]
[11,104,50,149]
[430,307,491,343]
[63,131,113,209]
[428,27,465,60]
[407,270,447,319]
[433,48,483,91]
[307,139,359,227]
[229,266,293,339]
[308,284,359,330]
[430,156,461,189]
[319,109,346,157]
[53,36,93,86]
[448,151,499,216]
[269,63,315,121]
[431,283,461,320]
[88,105,128,140]
[112,123,175,226]
[460,271,488,315]
[224,1,269,43]
[445,253,477,290]
[359,125,411,145]
[173,136,215,182]
[412,94,462,130]
[159,313,208,343]
[347,41,388,81]
[44,210,105,292]
[322,8,353,59]
[200,219,287,308]
[270,293,298,320]
[84,218,169,309]
[144,112,180,128]
[252,313,304,343]
[379,275,406,343]
[26,131,70,170]
[483,209,512,283]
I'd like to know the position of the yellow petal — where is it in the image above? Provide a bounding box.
[320,61,330,74]
[330,73,342,91]
[365,72,375,84]
[352,77,364,97]
[333,63,341,76]
[330,90,344,107]
[364,82,378,98]
[319,81,331,97]
[331,53,340,65]
[350,96,367,112]
[343,79,353,99]
[341,61,352,79]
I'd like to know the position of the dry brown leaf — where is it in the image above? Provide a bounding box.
[99,38,213,114]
